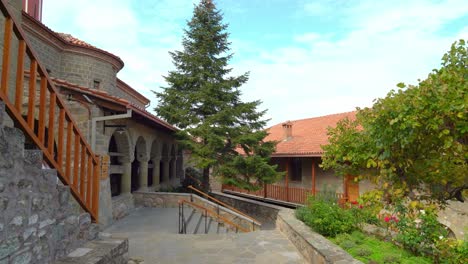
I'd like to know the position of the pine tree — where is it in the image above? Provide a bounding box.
[155,0,282,191]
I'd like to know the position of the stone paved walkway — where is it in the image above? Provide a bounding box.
[104,207,305,264]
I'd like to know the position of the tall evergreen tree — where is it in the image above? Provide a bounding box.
[155,0,282,191]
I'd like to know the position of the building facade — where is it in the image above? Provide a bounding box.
[18,0,184,226]
[265,112,374,202]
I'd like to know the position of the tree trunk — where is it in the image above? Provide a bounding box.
[202,166,210,192]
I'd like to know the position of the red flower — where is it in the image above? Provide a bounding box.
[350,201,358,205]
[384,216,390,222]
[359,205,363,209]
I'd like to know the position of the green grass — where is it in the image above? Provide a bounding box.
[330,231,432,264]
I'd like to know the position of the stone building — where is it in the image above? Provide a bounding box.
[18,0,184,226]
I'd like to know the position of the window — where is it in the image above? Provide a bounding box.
[93,79,101,89]
[290,158,302,182]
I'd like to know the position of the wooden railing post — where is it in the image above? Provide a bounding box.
[1,17,12,94]
[14,40,25,110]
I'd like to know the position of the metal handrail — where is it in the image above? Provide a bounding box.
[188,185,261,226]
[178,199,249,233]
[0,0,100,221]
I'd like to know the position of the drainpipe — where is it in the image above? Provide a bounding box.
[91,109,132,151]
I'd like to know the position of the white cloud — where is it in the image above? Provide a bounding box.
[231,0,468,126]
[42,0,468,128]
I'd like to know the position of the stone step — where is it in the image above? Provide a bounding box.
[54,237,128,264]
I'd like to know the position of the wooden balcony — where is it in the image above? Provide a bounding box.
[222,184,347,206]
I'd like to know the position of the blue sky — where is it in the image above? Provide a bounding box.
[43,0,468,126]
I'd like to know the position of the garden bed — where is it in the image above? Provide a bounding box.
[295,193,467,264]
[330,231,431,264]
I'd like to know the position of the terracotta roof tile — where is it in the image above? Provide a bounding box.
[265,112,356,157]
[56,33,96,49]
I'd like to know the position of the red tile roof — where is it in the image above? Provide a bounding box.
[265,112,356,157]
[52,78,177,132]
[56,33,96,49]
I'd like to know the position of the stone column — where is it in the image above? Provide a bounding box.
[121,161,131,194]
[138,159,148,191]
[171,157,177,184]
[176,155,184,179]
[152,157,161,189]
[162,157,170,185]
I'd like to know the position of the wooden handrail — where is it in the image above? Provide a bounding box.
[179,199,249,233]
[0,0,100,221]
[188,185,261,225]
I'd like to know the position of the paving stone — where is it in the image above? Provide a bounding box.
[104,207,306,264]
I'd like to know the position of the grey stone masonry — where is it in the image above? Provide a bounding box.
[55,237,129,264]
[0,102,98,263]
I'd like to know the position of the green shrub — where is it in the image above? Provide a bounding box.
[356,246,373,257]
[438,239,468,264]
[340,240,357,249]
[382,253,401,263]
[296,197,356,237]
[334,233,353,245]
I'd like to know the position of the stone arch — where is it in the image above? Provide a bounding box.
[108,128,132,163]
[108,128,132,197]
[131,136,147,192]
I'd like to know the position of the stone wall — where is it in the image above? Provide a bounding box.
[133,191,260,231]
[59,52,117,94]
[111,193,135,221]
[211,191,281,228]
[133,192,190,208]
[277,209,362,264]
[23,30,62,76]
[0,108,98,263]
[438,201,468,240]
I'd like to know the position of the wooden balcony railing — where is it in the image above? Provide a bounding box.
[222,184,347,206]
[0,1,100,221]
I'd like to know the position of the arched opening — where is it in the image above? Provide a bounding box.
[148,159,153,187]
[109,135,121,197]
[131,136,147,192]
[131,148,139,192]
[107,129,131,197]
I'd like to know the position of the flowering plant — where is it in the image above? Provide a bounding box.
[393,202,448,257]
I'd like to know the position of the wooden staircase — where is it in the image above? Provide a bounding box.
[0,0,100,221]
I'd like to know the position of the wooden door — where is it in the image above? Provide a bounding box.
[345,175,360,202]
